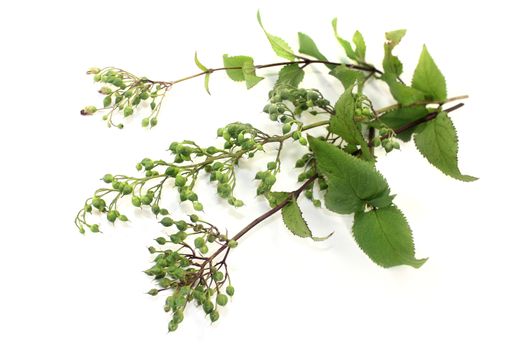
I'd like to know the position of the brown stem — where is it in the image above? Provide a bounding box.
[164,59,379,86]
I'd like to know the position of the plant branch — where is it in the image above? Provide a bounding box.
[162,59,379,87]
[375,95,469,115]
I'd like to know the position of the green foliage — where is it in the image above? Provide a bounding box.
[308,137,392,214]
[276,64,305,88]
[223,55,264,89]
[383,29,406,77]
[380,106,428,141]
[329,87,373,161]
[257,11,296,61]
[353,206,427,268]
[297,32,332,69]
[78,13,475,331]
[414,112,477,181]
[412,45,447,101]
[266,192,332,241]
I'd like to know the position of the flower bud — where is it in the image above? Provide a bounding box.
[86,67,101,75]
[160,217,174,227]
[102,174,114,183]
[216,293,228,306]
[123,106,133,117]
[210,310,220,322]
[226,285,235,297]
[227,239,238,248]
[80,106,97,115]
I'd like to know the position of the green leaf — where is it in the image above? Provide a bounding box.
[331,18,357,61]
[242,61,264,89]
[382,29,406,77]
[352,31,366,61]
[223,55,251,81]
[298,32,333,69]
[266,192,332,241]
[414,112,477,182]
[308,137,392,214]
[257,11,295,61]
[383,73,426,106]
[222,55,264,89]
[412,45,447,101]
[353,205,428,268]
[329,65,362,89]
[380,105,428,141]
[194,52,208,72]
[276,64,305,88]
[329,87,373,161]
[204,73,211,95]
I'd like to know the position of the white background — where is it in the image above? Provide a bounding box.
[1,0,524,349]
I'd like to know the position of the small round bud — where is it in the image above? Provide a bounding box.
[175,175,186,187]
[299,137,308,146]
[292,131,301,140]
[107,210,119,223]
[123,106,133,117]
[267,161,277,170]
[131,196,141,207]
[147,289,159,296]
[203,300,214,314]
[160,217,174,227]
[194,237,205,248]
[141,118,150,128]
[86,67,101,75]
[190,214,199,223]
[210,310,220,322]
[227,239,238,248]
[282,123,292,134]
[155,237,167,245]
[175,220,188,231]
[193,201,203,211]
[81,106,97,115]
[226,285,235,297]
[102,174,114,183]
[212,271,224,282]
[90,224,100,233]
[216,293,228,306]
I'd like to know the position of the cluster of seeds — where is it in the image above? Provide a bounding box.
[144,214,237,331]
[81,67,170,128]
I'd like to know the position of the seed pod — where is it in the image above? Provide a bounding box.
[226,285,235,297]
[194,237,205,248]
[282,123,292,134]
[210,310,220,322]
[267,161,277,170]
[102,174,114,183]
[123,106,133,117]
[193,201,203,211]
[147,289,159,296]
[131,196,141,207]
[175,220,188,231]
[216,294,228,306]
[227,239,238,248]
[203,300,214,314]
[107,210,119,223]
[175,175,186,187]
[212,271,224,282]
[155,237,167,245]
[160,217,174,227]
[90,224,100,233]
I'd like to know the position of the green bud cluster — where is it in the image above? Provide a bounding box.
[82,67,170,128]
[143,217,236,331]
[263,86,330,123]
